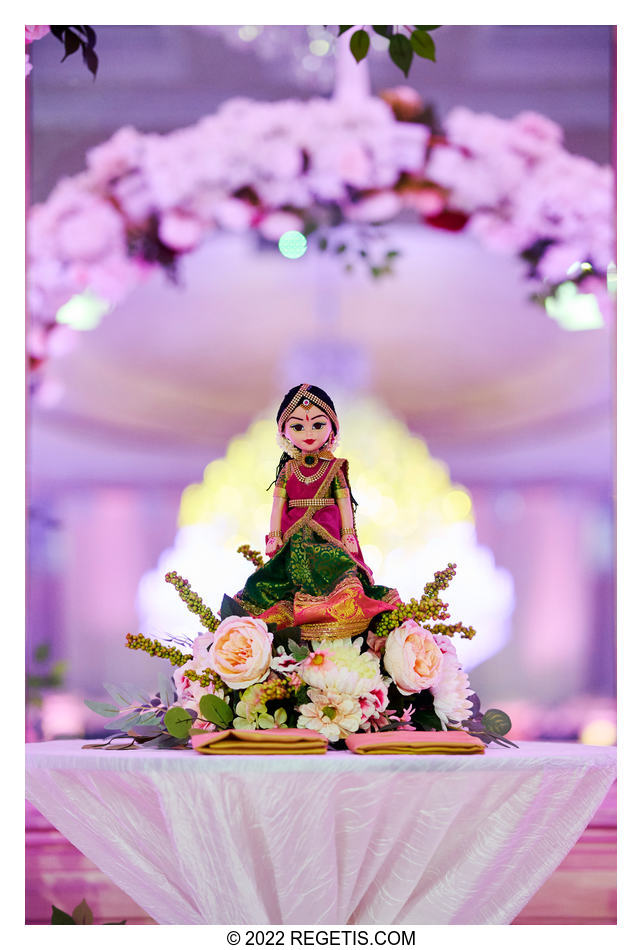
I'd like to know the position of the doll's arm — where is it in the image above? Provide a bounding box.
[337,494,359,555]
[266,492,286,557]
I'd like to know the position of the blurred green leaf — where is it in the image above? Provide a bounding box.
[349,29,370,63]
[410,29,436,61]
[72,899,93,925]
[34,644,50,663]
[389,34,413,77]
[51,905,76,924]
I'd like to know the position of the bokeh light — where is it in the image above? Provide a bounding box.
[238,26,261,42]
[278,230,308,258]
[579,718,617,746]
[55,290,111,331]
[544,281,604,331]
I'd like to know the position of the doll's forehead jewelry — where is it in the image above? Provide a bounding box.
[278,384,338,432]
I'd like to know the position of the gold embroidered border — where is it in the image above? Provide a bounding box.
[293,572,359,606]
[300,617,371,640]
[273,485,287,499]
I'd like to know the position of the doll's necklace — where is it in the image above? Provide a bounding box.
[292,457,331,484]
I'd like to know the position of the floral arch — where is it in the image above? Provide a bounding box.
[27,77,615,384]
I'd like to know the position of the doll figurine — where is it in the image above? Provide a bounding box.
[233,384,401,639]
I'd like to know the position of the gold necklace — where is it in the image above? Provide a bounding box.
[291,458,331,484]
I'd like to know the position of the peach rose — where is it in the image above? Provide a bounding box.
[383,620,443,695]
[209,616,273,689]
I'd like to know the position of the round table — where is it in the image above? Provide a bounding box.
[25,739,615,925]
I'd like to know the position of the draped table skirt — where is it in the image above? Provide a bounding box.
[25,739,615,925]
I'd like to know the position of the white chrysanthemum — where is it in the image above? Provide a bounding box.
[297,687,362,741]
[299,638,382,697]
[430,634,474,728]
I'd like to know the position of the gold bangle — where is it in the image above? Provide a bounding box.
[267,530,282,540]
[341,528,356,539]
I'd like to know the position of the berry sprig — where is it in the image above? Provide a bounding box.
[182,667,224,690]
[373,563,475,639]
[164,571,221,632]
[125,632,192,666]
[237,544,265,569]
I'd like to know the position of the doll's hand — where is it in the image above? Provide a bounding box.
[266,536,283,558]
[343,533,358,555]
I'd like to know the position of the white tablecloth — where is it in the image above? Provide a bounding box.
[25,739,615,925]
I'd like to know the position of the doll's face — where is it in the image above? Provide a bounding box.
[283,409,333,453]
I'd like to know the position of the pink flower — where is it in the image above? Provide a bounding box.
[383,620,443,695]
[359,680,389,727]
[389,704,417,731]
[25,53,32,76]
[430,635,473,728]
[209,616,273,689]
[158,211,206,251]
[25,26,50,43]
[345,191,402,223]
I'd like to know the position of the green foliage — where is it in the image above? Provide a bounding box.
[50,898,125,924]
[199,694,233,728]
[164,706,195,738]
[288,639,310,661]
[84,699,120,718]
[51,905,75,924]
[410,30,436,61]
[350,29,370,62]
[220,593,251,619]
[49,26,99,77]
[482,708,513,737]
[389,34,413,77]
[337,25,440,77]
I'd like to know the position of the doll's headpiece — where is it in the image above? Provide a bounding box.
[278,384,339,433]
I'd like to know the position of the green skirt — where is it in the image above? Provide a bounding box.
[237,527,394,614]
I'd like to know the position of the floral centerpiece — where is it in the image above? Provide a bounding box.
[86,557,514,749]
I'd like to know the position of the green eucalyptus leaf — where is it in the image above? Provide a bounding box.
[158,671,175,709]
[372,26,394,38]
[84,699,120,718]
[199,694,233,728]
[481,708,513,736]
[415,26,441,31]
[410,29,436,61]
[164,706,195,738]
[350,29,370,63]
[102,682,150,707]
[389,34,413,77]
